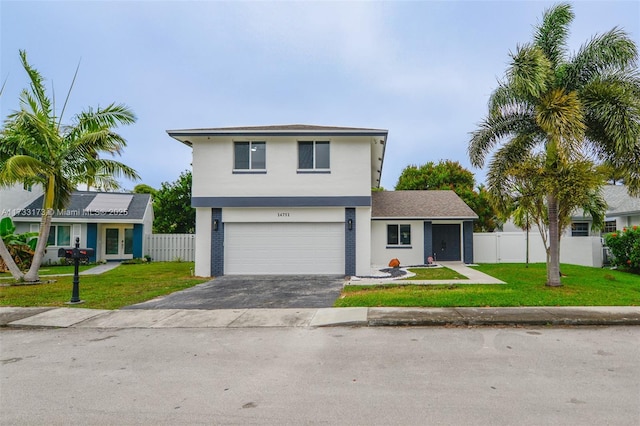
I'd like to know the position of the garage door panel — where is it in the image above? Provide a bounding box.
[225,223,344,274]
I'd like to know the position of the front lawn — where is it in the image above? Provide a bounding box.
[336,263,640,307]
[0,262,208,310]
[401,267,466,280]
[0,263,94,277]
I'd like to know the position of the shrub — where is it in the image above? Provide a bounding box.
[605,226,640,271]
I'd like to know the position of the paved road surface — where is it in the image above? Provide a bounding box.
[1,326,638,425]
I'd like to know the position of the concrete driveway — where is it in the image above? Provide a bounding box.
[124,275,346,310]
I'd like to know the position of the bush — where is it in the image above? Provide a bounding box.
[604,226,640,271]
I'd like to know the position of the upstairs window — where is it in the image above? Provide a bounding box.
[387,224,411,246]
[298,141,330,171]
[234,141,266,171]
[571,222,589,237]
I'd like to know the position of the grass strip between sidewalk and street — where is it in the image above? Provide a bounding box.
[336,263,640,307]
[0,262,208,310]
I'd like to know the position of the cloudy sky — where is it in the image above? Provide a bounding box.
[1,0,638,191]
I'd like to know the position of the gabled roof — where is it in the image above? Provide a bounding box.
[603,185,640,217]
[12,191,152,222]
[372,190,478,219]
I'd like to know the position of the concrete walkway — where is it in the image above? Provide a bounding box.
[0,262,122,281]
[2,306,639,329]
[348,262,505,285]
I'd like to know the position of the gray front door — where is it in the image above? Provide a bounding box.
[432,224,461,261]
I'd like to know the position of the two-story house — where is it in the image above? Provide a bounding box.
[168,124,477,277]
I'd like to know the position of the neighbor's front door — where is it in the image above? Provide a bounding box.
[103,226,134,260]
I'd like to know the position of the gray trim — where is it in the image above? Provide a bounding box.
[345,208,356,276]
[192,196,371,208]
[424,221,433,263]
[211,209,224,276]
[297,170,331,174]
[385,246,413,249]
[232,170,267,174]
[372,217,478,221]
[168,131,388,138]
[463,220,474,264]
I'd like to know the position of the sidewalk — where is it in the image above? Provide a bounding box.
[2,305,639,329]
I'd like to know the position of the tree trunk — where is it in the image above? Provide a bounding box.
[0,237,25,280]
[546,193,562,287]
[23,211,52,282]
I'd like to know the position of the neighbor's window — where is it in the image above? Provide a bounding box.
[46,225,71,246]
[234,141,266,170]
[602,220,617,234]
[571,222,589,237]
[387,224,411,246]
[298,141,330,170]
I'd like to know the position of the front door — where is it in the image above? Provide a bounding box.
[432,224,461,261]
[103,226,134,260]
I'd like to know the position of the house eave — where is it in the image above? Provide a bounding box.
[372,216,478,221]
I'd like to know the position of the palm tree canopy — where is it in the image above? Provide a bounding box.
[468,3,639,286]
[0,50,140,210]
[470,3,640,196]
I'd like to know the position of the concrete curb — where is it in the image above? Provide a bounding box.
[2,306,640,329]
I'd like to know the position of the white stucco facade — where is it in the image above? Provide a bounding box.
[170,125,387,277]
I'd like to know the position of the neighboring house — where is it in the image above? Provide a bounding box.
[501,184,640,236]
[10,191,153,264]
[167,124,477,277]
[570,185,640,237]
[478,184,640,267]
[0,183,43,216]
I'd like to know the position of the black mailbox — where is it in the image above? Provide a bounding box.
[58,238,94,304]
[58,247,94,261]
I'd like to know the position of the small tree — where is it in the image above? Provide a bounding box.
[605,226,640,271]
[0,217,38,276]
[395,160,498,231]
[153,170,195,234]
[0,50,139,282]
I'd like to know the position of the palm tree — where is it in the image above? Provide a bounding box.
[0,50,139,282]
[469,3,640,286]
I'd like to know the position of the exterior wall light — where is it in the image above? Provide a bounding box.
[348,219,353,230]
[213,219,219,231]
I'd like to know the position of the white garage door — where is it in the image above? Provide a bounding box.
[225,223,345,274]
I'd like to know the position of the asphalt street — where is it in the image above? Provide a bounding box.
[1,326,639,425]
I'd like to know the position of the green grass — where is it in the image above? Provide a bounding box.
[0,264,94,277]
[401,267,466,280]
[336,263,640,307]
[0,262,208,310]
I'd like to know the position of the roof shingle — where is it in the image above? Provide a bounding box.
[372,190,478,219]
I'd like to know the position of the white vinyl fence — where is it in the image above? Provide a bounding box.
[144,234,195,262]
[473,232,604,267]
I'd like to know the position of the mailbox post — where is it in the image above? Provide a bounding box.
[58,237,94,304]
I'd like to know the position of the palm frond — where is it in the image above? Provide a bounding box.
[469,110,538,168]
[565,27,639,89]
[0,155,51,184]
[533,2,573,67]
[508,44,553,100]
[18,50,52,117]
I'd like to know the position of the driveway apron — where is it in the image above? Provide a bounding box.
[124,275,345,310]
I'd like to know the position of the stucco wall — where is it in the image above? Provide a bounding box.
[194,208,212,277]
[371,220,425,267]
[190,136,373,198]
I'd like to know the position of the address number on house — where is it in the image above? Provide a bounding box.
[277,212,290,217]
